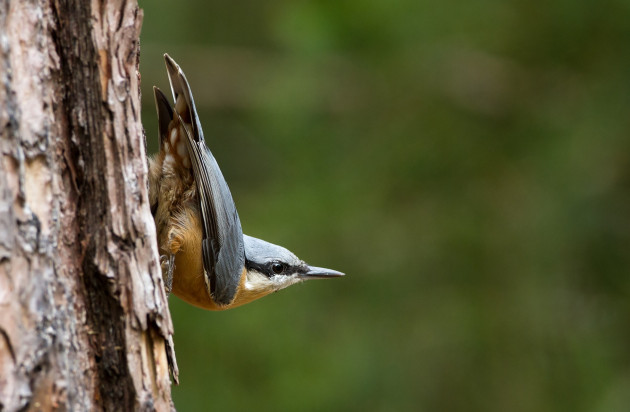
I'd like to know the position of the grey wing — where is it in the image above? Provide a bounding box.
[164,54,245,306]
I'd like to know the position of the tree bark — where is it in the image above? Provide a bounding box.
[0,1,176,410]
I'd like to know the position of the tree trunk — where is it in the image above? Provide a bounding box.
[0,1,176,410]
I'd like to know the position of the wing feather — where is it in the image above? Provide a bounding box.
[164,54,245,305]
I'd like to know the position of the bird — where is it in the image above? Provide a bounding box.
[148,54,344,310]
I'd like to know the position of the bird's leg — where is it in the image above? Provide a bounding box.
[160,253,175,295]
[161,227,185,295]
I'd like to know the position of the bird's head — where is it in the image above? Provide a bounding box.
[226,235,344,308]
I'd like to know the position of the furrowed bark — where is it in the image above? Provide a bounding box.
[0,0,177,410]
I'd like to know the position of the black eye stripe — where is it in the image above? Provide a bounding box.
[245,260,294,277]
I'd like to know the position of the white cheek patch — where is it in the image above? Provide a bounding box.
[244,271,270,291]
[274,275,303,288]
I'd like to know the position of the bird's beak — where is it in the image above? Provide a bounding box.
[301,266,345,279]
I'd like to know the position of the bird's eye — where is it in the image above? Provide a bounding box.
[271,262,284,274]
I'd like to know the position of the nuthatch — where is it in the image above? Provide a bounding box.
[148,54,344,310]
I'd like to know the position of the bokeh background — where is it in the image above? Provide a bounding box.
[139,1,630,411]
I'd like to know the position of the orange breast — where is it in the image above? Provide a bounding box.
[169,207,220,310]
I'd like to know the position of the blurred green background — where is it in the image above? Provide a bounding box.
[139,1,630,411]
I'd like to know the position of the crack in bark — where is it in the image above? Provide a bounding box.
[0,328,16,364]
[52,0,137,409]
[2,1,174,409]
